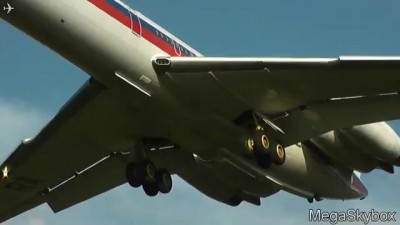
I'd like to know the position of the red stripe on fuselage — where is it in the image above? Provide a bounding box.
[88,0,182,56]
[352,176,368,196]
[89,0,131,32]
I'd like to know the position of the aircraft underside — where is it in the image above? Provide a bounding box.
[122,116,397,206]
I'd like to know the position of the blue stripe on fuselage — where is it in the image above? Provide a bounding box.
[105,0,130,17]
[95,0,197,56]
[139,19,193,56]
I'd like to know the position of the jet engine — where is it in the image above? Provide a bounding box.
[310,122,400,173]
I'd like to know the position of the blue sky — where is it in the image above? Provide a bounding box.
[1,0,400,224]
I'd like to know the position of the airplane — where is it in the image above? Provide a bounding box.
[1,0,400,222]
[2,3,13,14]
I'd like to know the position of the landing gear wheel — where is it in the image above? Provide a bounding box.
[141,160,157,183]
[125,162,142,188]
[246,112,285,169]
[253,129,270,154]
[271,144,286,165]
[143,182,159,197]
[156,169,172,194]
[244,137,255,154]
[254,150,272,169]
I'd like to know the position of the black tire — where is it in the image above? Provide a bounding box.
[143,182,159,197]
[141,160,157,183]
[156,169,172,194]
[125,162,142,188]
[271,144,286,165]
[254,150,272,169]
[253,130,270,156]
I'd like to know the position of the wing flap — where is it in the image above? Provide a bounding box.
[46,153,131,213]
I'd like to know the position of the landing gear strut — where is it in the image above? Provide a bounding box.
[125,160,172,196]
[244,113,286,169]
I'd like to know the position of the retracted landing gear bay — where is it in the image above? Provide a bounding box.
[244,112,286,169]
[125,160,172,197]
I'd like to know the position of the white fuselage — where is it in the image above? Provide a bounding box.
[2,0,387,202]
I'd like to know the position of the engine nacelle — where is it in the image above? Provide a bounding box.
[311,122,400,172]
[311,132,376,172]
[339,122,400,166]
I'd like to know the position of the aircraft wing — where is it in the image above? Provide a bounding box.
[0,77,279,222]
[0,79,170,222]
[154,56,400,146]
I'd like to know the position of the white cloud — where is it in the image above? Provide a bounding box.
[28,217,47,225]
[0,98,49,160]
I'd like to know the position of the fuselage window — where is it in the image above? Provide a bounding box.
[153,27,193,56]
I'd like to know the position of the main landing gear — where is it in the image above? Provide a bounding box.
[244,113,286,169]
[125,160,172,196]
